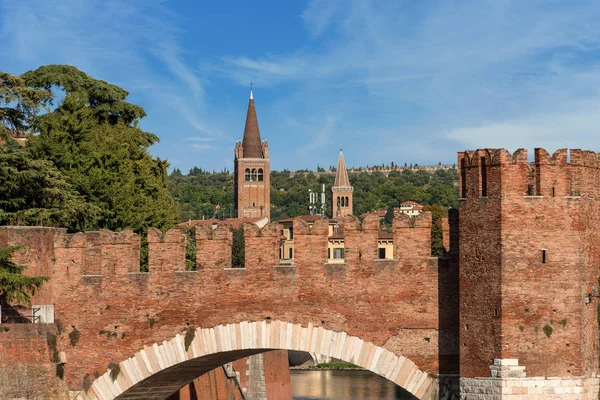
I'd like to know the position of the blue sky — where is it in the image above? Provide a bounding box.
[2,1,600,173]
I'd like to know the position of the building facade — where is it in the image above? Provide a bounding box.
[234,90,271,219]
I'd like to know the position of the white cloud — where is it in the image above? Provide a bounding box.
[212,0,600,166]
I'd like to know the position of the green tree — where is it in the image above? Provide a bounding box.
[231,227,245,267]
[0,72,52,140]
[0,144,96,230]
[0,246,48,305]
[423,204,446,257]
[21,65,178,232]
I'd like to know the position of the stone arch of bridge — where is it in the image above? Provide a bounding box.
[74,321,434,400]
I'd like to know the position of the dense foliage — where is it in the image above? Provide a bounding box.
[169,168,458,222]
[0,143,94,228]
[0,246,49,305]
[0,65,178,232]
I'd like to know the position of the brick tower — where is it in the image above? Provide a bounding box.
[458,148,600,397]
[234,90,270,219]
[331,149,353,218]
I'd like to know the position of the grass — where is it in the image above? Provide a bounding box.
[312,362,362,370]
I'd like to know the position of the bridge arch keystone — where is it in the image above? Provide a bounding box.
[72,321,435,400]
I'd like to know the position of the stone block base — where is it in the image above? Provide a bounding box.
[460,376,600,399]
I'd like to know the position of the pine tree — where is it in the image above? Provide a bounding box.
[0,246,48,305]
[231,228,245,268]
[0,144,96,230]
[21,65,179,232]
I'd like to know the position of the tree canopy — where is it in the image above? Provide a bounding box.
[0,72,52,140]
[0,65,178,232]
[168,167,458,222]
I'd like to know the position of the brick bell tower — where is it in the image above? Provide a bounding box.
[331,148,353,218]
[234,90,270,219]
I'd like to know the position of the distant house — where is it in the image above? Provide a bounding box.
[395,201,423,217]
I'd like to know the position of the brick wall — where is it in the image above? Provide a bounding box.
[0,324,68,400]
[459,148,600,379]
[0,210,445,395]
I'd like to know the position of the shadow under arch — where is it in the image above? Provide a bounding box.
[75,321,434,400]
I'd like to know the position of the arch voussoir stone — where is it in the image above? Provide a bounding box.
[80,321,435,400]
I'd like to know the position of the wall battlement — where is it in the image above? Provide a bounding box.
[0,211,438,280]
[459,148,600,198]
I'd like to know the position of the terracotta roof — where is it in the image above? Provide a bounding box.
[241,90,263,158]
[277,215,326,224]
[400,201,421,206]
[333,149,351,187]
[378,231,394,240]
[178,217,265,230]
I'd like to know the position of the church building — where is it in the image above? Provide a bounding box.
[234,90,271,219]
[331,149,354,218]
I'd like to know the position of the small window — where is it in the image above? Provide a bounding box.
[378,247,386,259]
[480,157,487,197]
[460,158,467,198]
[289,248,293,259]
[337,196,341,206]
[527,184,534,196]
[289,227,293,240]
[333,248,344,259]
[258,168,263,181]
[552,187,555,197]
[328,248,331,259]
[245,168,251,181]
[251,168,257,181]
[345,196,349,207]
[542,249,546,264]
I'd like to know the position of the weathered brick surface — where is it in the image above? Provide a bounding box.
[0,212,443,396]
[0,324,68,399]
[459,148,600,380]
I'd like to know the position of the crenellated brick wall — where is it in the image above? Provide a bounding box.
[0,210,446,397]
[459,148,600,383]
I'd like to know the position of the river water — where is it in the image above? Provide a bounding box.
[290,370,415,400]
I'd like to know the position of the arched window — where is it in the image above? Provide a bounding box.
[251,168,257,181]
[245,168,251,181]
[337,196,341,206]
[258,168,263,181]
[345,196,349,207]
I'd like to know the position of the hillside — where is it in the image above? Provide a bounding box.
[168,167,458,222]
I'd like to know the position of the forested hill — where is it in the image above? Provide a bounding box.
[168,167,458,222]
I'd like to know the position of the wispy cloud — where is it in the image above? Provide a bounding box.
[209,0,600,165]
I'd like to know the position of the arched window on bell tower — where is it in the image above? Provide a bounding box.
[251,168,257,181]
[245,169,251,181]
[258,168,263,181]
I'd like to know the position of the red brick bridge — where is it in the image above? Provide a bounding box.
[0,211,457,400]
[2,147,600,400]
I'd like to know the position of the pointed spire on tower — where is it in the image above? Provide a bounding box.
[334,148,350,187]
[242,88,263,158]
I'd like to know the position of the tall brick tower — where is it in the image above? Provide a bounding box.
[458,148,600,397]
[331,149,353,218]
[234,90,270,219]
